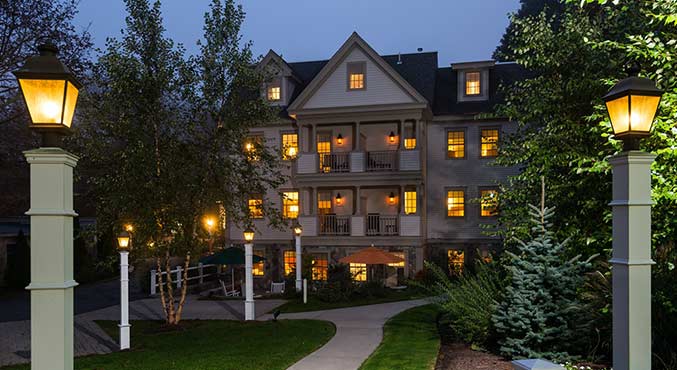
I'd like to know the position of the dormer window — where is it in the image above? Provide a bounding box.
[267,78,281,101]
[465,71,481,96]
[347,62,366,90]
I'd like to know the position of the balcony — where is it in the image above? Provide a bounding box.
[298,214,421,238]
[297,150,420,175]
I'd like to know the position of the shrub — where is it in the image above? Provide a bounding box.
[315,282,353,303]
[414,260,504,347]
[355,281,387,298]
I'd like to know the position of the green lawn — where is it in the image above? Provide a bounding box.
[359,304,442,370]
[276,289,422,313]
[2,319,335,370]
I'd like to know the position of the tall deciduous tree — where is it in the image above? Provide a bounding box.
[74,0,283,325]
[494,0,677,366]
[0,0,92,216]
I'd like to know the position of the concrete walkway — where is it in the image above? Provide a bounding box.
[259,299,429,370]
[0,296,285,367]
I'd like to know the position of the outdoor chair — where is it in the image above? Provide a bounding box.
[219,279,240,297]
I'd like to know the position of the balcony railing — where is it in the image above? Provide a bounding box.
[319,153,350,173]
[366,151,398,172]
[366,214,398,236]
[318,214,351,236]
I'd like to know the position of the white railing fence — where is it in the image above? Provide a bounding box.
[150,263,219,295]
[318,214,351,236]
[319,153,350,173]
[366,214,399,236]
[366,151,398,172]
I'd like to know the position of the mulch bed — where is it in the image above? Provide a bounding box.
[435,343,512,370]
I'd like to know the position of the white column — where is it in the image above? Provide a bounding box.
[119,251,130,350]
[609,151,655,370]
[244,242,255,320]
[24,148,79,370]
[295,235,302,292]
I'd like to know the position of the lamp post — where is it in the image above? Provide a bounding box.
[116,231,131,350]
[293,222,303,292]
[243,228,255,320]
[603,66,662,370]
[13,43,81,370]
[204,216,216,253]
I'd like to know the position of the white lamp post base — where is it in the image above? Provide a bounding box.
[295,235,302,292]
[609,151,655,370]
[119,251,131,350]
[24,148,79,370]
[244,242,255,321]
[245,300,255,321]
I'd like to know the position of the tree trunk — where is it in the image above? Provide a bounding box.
[156,251,191,326]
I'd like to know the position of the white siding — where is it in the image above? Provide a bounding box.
[297,153,317,174]
[400,215,421,237]
[351,216,365,236]
[298,216,317,237]
[303,47,415,109]
[350,152,365,172]
[399,150,420,171]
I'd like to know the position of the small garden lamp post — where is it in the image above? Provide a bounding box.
[603,67,662,370]
[117,230,132,350]
[13,43,81,370]
[293,222,303,291]
[204,216,216,253]
[243,228,256,320]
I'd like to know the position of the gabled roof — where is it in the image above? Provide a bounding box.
[287,32,429,112]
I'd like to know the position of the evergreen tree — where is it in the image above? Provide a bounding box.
[492,201,594,361]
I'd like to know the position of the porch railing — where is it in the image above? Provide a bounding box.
[366,214,399,236]
[366,151,398,172]
[318,214,351,235]
[150,263,219,295]
[319,153,350,173]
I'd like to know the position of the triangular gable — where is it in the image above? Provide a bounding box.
[288,32,428,112]
[257,49,298,82]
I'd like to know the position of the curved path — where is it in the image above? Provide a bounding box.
[259,299,430,370]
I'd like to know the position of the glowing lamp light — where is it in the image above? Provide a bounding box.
[335,192,343,206]
[603,65,662,150]
[389,131,396,143]
[337,133,344,145]
[243,227,255,243]
[388,192,396,205]
[293,222,303,236]
[287,146,297,158]
[204,216,216,232]
[124,224,134,232]
[245,142,253,151]
[117,231,131,251]
[13,43,82,146]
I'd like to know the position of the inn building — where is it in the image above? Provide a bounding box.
[226,32,524,284]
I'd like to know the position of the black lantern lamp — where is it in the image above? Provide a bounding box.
[603,65,662,151]
[13,43,82,147]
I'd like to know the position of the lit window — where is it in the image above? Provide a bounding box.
[447,190,465,217]
[404,138,416,150]
[282,133,298,160]
[318,192,332,215]
[350,263,367,281]
[447,130,465,159]
[347,62,366,90]
[284,251,296,276]
[480,189,499,217]
[480,129,499,157]
[312,254,328,281]
[465,71,481,96]
[253,249,264,276]
[248,195,263,219]
[404,191,417,215]
[447,249,465,275]
[388,252,405,268]
[317,134,332,172]
[283,191,299,219]
[267,79,281,101]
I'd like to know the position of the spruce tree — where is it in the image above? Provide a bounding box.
[492,200,593,361]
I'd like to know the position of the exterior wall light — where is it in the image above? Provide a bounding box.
[388,192,396,204]
[389,131,396,143]
[337,133,343,145]
[335,192,343,206]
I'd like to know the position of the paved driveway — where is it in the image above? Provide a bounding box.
[259,299,430,370]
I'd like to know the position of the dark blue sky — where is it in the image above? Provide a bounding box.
[74,0,520,64]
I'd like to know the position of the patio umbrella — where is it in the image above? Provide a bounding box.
[200,247,265,292]
[199,247,265,265]
[339,246,403,265]
[339,246,404,283]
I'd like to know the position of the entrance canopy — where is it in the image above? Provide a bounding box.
[339,246,403,265]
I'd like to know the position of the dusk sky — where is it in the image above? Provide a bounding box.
[74,0,521,64]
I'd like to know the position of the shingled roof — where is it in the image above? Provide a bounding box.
[283,52,525,116]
